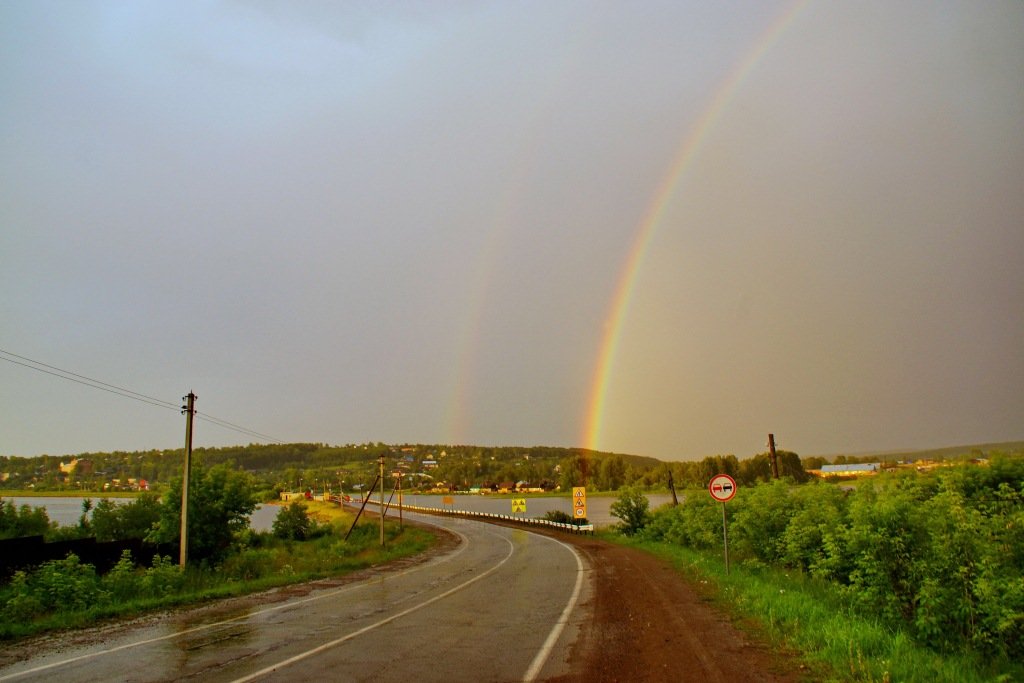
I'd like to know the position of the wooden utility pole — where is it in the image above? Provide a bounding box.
[378,453,385,546]
[180,391,196,567]
[768,433,780,480]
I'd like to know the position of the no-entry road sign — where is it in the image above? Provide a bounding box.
[708,474,737,503]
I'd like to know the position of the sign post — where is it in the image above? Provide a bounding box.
[572,486,587,523]
[708,474,737,574]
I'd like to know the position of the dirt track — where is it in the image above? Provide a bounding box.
[544,533,807,683]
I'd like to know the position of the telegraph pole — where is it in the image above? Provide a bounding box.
[768,433,780,480]
[180,391,196,567]
[378,453,386,546]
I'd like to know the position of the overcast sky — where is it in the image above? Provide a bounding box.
[2,1,1022,461]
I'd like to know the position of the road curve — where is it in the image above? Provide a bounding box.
[0,513,590,683]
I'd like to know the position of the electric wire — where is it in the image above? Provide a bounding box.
[0,347,286,445]
[0,354,179,412]
[195,412,287,444]
[0,348,180,410]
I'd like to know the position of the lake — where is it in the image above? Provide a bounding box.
[2,496,282,532]
[3,492,680,532]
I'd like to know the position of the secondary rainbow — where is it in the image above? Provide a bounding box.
[583,0,811,452]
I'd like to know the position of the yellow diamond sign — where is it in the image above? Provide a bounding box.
[512,498,527,514]
[572,487,587,519]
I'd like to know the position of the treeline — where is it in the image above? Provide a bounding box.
[636,452,1024,659]
[0,443,661,494]
[4,441,1016,496]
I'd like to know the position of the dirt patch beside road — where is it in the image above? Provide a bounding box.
[544,533,808,683]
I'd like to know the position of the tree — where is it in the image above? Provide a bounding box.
[610,486,651,536]
[802,455,828,470]
[153,464,256,564]
[695,455,739,487]
[0,500,52,539]
[558,453,590,491]
[737,454,773,485]
[272,501,313,540]
[91,494,162,542]
[775,450,810,482]
[596,456,627,491]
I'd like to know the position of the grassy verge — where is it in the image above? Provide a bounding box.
[604,533,1023,683]
[0,506,438,641]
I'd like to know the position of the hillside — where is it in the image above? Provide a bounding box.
[809,440,1024,463]
[0,443,656,495]
[3,440,1019,497]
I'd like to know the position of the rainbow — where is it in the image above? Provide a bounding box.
[583,0,811,452]
[443,29,594,443]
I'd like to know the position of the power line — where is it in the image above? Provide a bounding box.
[0,348,181,410]
[0,352,180,412]
[196,412,286,444]
[0,347,286,445]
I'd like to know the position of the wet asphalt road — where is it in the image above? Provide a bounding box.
[0,514,590,683]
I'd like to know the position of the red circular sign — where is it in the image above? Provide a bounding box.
[708,474,737,502]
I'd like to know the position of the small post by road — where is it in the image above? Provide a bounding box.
[708,473,737,574]
[721,502,729,574]
[179,391,196,568]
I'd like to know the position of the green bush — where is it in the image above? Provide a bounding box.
[610,486,650,536]
[102,551,141,602]
[730,480,799,564]
[542,510,574,525]
[641,493,721,549]
[1,554,106,617]
[2,571,43,622]
[141,555,184,596]
[272,501,313,540]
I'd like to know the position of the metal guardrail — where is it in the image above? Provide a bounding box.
[348,500,595,535]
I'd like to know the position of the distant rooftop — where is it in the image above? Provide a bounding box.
[820,463,880,473]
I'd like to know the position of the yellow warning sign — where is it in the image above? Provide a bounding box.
[512,498,527,514]
[572,487,587,519]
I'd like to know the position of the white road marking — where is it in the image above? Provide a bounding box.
[521,535,586,682]
[227,530,517,683]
